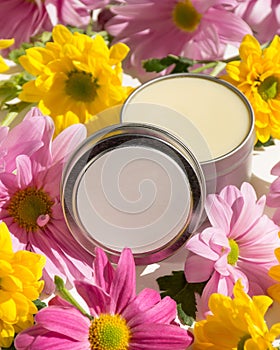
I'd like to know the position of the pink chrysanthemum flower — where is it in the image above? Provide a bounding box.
[234,0,280,43]
[185,182,280,318]
[0,0,109,53]
[267,161,280,225]
[105,0,252,81]
[0,108,94,295]
[14,248,193,350]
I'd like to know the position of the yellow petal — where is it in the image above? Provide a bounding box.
[0,259,13,277]
[0,321,15,349]
[0,56,9,73]
[252,294,273,317]
[0,222,13,254]
[239,34,262,60]
[1,275,23,293]
[52,25,73,46]
[0,294,17,323]
[267,283,280,303]
[0,39,14,50]
[109,42,130,64]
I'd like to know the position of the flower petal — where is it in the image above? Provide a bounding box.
[75,280,111,316]
[15,325,88,350]
[184,252,214,283]
[52,123,86,164]
[34,306,90,341]
[205,194,232,231]
[127,295,177,328]
[93,247,115,293]
[122,287,160,324]
[109,247,136,314]
[130,323,193,349]
[16,155,33,187]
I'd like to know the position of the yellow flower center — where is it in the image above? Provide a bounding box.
[258,76,279,101]
[65,70,99,102]
[7,187,53,232]
[172,0,202,32]
[88,314,130,350]
[227,239,239,265]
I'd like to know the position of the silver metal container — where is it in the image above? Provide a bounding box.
[61,123,206,264]
[121,73,255,193]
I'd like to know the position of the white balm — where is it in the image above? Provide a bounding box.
[77,146,191,253]
[121,74,255,192]
[61,124,206,264]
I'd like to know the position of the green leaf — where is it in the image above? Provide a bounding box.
[33,298,47,311]
[0,81,20,106]
[143,55,195,73]
[143,58,171,73]
[255,137,275,148]
[177,303,195,326]
[157,270,206,318]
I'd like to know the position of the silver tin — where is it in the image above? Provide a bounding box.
[121,73,255,193]
[61,123,206,264]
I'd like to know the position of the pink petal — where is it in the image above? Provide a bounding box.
[214,253,230,276]
[205,194,232,231]
[16,155,33,187]
[30,116,54,167]
[127,295,177,328]
[269,177,280,193]
[272,208,280,225]
[122,288,161,323]
[130,323,193,349]
[271,160,280,176]
[109,247,136,314]
[230,192,266,239]
[237,261,277,295]
[23,107,44,119]
[52,124,86,165]
[184,252,214,283]
[186,227,228,260]
[237,216,279,261]
[15,325,87,350]
[75,280,111,316]
[93,247,115,293]
[48,295,73,307]
[34,306,90,341]
[219,184,241,206]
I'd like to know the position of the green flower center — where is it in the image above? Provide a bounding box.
[227,239,239,265]
[7,187,53,232]
[258,76,279,101]
[237,334,251,350]
[65,70,99,102]
[89,314,130,350]
[172,0,202,32]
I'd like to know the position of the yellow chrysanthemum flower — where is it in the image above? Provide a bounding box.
[268,245,280,303]
[193,280,280,350]
[0,221,45,348]
[18,25,133,135]
[0,38,14,73]
[222,34,280,144]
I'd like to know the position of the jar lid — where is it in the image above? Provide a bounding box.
[61,123,206,264]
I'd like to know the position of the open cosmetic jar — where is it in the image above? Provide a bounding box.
[121,73,255,192]
[61,123,206,265]
[61,73,255,265]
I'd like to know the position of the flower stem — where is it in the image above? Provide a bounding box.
[54,275,92,319]
[191,61,219,73]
